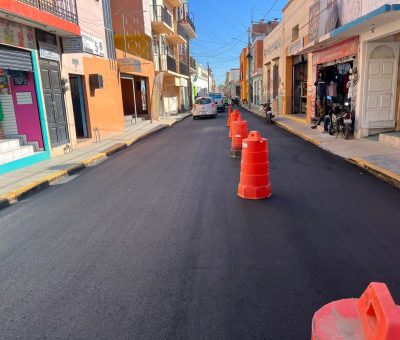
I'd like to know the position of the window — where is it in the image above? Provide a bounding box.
[102,0,116,59]
[195,98,211,105]
[292,25,299,42]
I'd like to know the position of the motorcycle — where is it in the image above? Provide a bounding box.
[261,102,274,124]
[328,102,352,139]
[232,97,240,105]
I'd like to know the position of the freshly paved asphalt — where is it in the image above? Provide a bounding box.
[1,108,400,339]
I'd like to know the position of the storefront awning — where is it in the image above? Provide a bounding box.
[301,4,400,54]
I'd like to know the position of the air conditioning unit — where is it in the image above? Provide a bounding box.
[89,74,104,90]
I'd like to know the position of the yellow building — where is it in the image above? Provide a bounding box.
[240,48,248,102]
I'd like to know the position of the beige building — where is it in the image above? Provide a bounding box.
[263,23,284,116]
[263,0,400,141]
[150,0,197,116]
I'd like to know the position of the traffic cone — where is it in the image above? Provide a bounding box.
[231,115,248,158]
[237,131,272,199]
[229,110,240,138]
[227,105,232,127]
[312,282,400,340]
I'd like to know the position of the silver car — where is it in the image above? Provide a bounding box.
[193,97,217,119]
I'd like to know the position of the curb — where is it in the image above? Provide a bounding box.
[0,116,190,210]
[244,108,400,189]
[349,158,400,189]
[273,120,321,146]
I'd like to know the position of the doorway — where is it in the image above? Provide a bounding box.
[69,75,88,138]
[364,42,399,129]
[292,57,307,115]
[121,75,137,121]
[40,60,69,146]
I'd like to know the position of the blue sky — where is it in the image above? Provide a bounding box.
[190,0,287,85]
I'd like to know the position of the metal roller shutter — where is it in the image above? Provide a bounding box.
[0,46,33,72]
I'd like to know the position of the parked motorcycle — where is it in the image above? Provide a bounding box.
[232,97,240,105]
[261,102,274,124]
[328,102,352,139]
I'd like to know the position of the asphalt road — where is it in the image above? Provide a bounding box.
[1,108,400,339]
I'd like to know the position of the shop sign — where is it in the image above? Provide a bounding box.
[0,18,35,49]
[16,92,33,105]
[288,38,304,56]
[39,42,60,61]
[118,58,142,73]
[312,37,359,65]
[308,0,362,42]
[62,36,84,53]
[264,37,282,56]
[82,32,104,57]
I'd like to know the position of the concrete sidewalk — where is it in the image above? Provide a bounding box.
[246,107,400,188]
[0,113,191,208]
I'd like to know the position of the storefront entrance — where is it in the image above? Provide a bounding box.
[121,74,150,124]
[69,75,89,138]
[292,56,307,115]
[40,60,69,147]
[0,45,44,165]
[363,42,399,129]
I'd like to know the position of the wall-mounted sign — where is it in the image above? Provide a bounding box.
[312,37,359,65]
[264,37,282,56]
[62,33,105,57]
[62,36,84,53]
[118,58,142,73]
[16,92,33,105]
[308,0,363,43]
[39,42,60,61]
[82,32,104,57]
[288,38,304,56]
[0,18,35,49]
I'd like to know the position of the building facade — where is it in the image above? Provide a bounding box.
[150,0,196,117]
[263,0,400,140]
[191,63,209,100]
[0,0,80,174]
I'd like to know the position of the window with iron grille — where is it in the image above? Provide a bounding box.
[102,0,115,59]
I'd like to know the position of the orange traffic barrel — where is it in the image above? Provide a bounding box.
[231,115,248,158]
[227,105,232,127]
[229,110,240,138]
[312,282,400,340]
[237,131,272,199]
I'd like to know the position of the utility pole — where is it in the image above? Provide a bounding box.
[187,40,193,109]
[122,13,127,57]
[247,26,252,109]
[207,62,210,93]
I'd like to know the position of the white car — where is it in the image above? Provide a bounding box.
[193,97,217,119]
[207,93,225,112]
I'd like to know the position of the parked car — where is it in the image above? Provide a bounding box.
[207,93,225,112]
[192,97,217,119]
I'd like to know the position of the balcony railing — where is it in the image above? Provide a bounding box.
[176,22,187,40]
[167,55,177,73]
[150,5,172,28]
[17,0,78,24]
[179,61,188,75]
[185,14,195,33]
[154,54,177,73]
[189,56,196,70]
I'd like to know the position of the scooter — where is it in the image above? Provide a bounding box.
[261,102,274,124]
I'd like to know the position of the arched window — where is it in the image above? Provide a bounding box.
[370,45,395,59]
